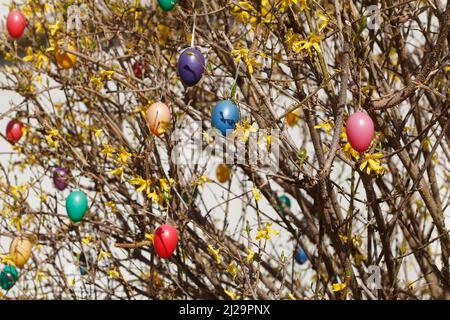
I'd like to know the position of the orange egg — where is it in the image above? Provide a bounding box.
[286,110,300,127]
[9,236,32,267]
[55,44,77,69]
[216,163,231,183]
[146,102,171,136]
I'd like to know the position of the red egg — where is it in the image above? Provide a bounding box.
[7,10,27,39]
[6,120,24,145]
[346,112,375,153]
[132,60,149,79]
[153,224,178,259]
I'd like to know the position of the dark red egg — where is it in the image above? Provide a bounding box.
[7,10,27,39]
[133,60,149,79]
[6,120,24,144]
[153,224,178,259]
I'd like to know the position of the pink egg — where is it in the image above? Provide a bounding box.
[346,112,374,153]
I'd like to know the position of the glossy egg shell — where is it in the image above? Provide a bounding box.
[0,266,19,290]
[9,236,32,268]
[6,120,24,144]
[278,195,291,214]
[158,0,178,11]
[346,112,375,153]
[146,102,171,136]
[153,224,178,259]
[53,167,69,191]
[295,247,307,265]
[211,100,240,135]
[66,190,88,222]
[7,11,27,39]
[55,44,77,69]
[178,47,205,87]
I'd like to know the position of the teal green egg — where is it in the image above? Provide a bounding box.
[158,0,178,11]
[66,190,88,222]
[277,195,291,214]
[0,266,19,290]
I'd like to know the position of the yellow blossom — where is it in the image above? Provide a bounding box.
[101,144,116,158]
[331,282,347,292]
[360,153,387,176]
[226,261,238,281]
[97,249,111,262]
[224,288,238,300]
[208,244,221,264]
[246,248,256,263]
[111,166,125,182]
[256,223,279,241]
[233,119,257,142]
[130,176,152,194]
[314,121,334,133]
[252,187,262,201]
[82,236,93,245]
[108,268,120,279]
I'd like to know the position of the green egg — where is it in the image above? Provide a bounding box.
[0,266,18,290]
[158,0,178,11]
[66,190,88,222]
[277,195,291,214]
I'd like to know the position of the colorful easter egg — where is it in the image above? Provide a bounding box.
[277,195,291,214]
[216,164,231,183]
[295,246,307,265]
[211,100,240,135]
[133,59,149,79]
[178,47,205,87]
[158,0,178,11]
[146,102,171,136]
[53,167,69,191]
[6,119,24,145]
[66,190,88,222]
[55,44,77,69]
[9,236,32,268]
[7,10,27,39]
[0,266,18,290]
[154,224,178,259]
[346,112,374,153]
[286,110,300,127]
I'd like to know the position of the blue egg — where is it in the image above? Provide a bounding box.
[295,247,308,265]
[211,100,240,135]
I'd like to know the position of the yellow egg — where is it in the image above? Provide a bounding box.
[9,236,33,267]
[216,164,231,183]
[286,110,300,127]
[55,44,77,69]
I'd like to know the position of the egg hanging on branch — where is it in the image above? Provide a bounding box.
[146,102,171,137]
[153,224,178,259]
[66,190,88,222]
[55,44,77,69]
[133,59,149,79]
[0,266,19,290]
[6,119,24,145]
[158,0,178,11]
[9,236,33,268]
[178,47,205,87]
[345,112,375,153]
[211,100,240,136]
[53,167,69,191]
[277,195,291,214]
[294,246,308,265]
[216,163,231,183]
[7,10,27,39]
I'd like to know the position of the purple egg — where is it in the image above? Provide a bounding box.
[53,167,69,191]
[177,47,205,87]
